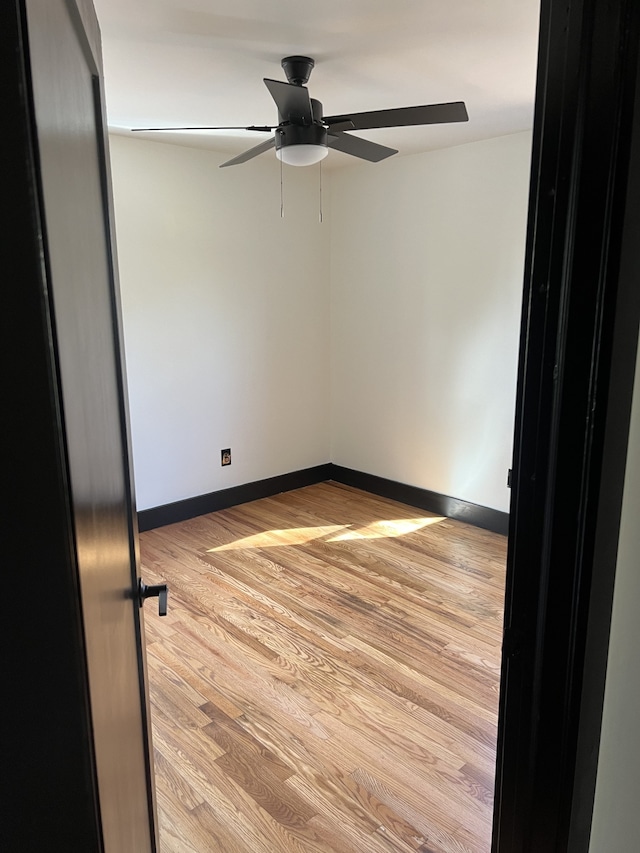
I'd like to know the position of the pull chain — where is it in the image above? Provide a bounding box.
[319,159,323,224]
[280,149,284,219]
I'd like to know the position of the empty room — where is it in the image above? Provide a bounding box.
[96,1,538,850]
[9,1,640,851]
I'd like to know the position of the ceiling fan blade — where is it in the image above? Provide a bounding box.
[264,78,313,123]
[327,132,397,163]
[324,101,469,131]
[131,125,273,133]
[219,137,275,168]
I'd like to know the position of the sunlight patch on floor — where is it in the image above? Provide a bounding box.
[327,516,445,541]
[207,516,444,551]
[208,525,347,551]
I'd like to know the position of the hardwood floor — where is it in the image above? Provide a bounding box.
[140,481,507,853]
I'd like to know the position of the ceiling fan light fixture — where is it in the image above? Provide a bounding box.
[196,57,469,169]
[276,143,328,167]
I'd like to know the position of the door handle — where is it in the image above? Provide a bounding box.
[138,579,168,617]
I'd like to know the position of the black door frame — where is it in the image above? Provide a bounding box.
[493,0,640,850]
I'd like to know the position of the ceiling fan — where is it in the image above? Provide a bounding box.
[132,56,469,168]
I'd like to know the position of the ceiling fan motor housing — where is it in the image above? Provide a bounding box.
[276,122,328,152]
[275,98,328,152]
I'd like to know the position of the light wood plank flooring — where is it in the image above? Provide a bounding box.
[140,481,506,853]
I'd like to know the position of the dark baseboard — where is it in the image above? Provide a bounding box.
[328,465,509,536]
[137,464,333,532]
[138,462,508,536]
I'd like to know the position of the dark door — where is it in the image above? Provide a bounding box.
[3,0,157,849]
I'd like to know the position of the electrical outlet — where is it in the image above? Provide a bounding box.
[221,448,231,466]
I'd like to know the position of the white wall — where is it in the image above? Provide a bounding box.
[330,132,531,511]
[109,135,331,510]
[110,131,531,514]
[589,341,640,852]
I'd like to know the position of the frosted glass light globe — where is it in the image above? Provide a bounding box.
[276,144,328,167]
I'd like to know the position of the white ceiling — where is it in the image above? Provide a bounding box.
[94,0,540,169]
